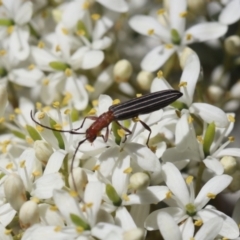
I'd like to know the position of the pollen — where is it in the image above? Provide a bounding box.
[179,11,188,18]
[9,114,15,121]
[50,205,58,211]
[194,219,203,226]
[228,115,235,122]
[207,192,216,199]
[65,68,72,77]
[26,136,34,144]
[197,135,203,144]
[0,117,5,124]
[36,102,42,110]
[188,116,194,124]
[91,14,101,20]
[92,99,98,107]
[113,99,121,105]
[42,78,50,85]
[122,194,130,201]
[6,163,13,169]
[69,190,78,197]
[14,108,21,114]
[20,160,26,168]
[32,170,41,177]
[123,167,132,174]
[165,43,173,49]
[186,175,193,184]
[28,64,35,70]
[93,164,100,171]
[37,112,45,119]
[157,8,165,15]
[147,29,155,35]
[54,226,62,232]
[4,229,12,235]
[228,136,235,142]
[53,123,62,130]
[118,129,125,138]
[85,84,95,93]
[87,108,96,116]
[52,101,60,108]
[61,28,68,35]
[179,81,187,87]
[55,45,61,52]
[186,33,192,41]
[37,41,45,48]
[0,49,6,56]
[157,70,163,78]
[82,1,90,9]
[36,125,44,132]
[7,25,14,34]
[166,191,172,199]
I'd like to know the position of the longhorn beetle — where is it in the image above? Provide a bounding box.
[31,89,182,192]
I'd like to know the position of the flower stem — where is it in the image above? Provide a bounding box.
[195,161,205,195]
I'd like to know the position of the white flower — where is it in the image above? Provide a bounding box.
[145,162,239,239]
[129,0,227,71]
[0,0,33,60]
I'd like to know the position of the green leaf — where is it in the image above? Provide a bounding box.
[49,118,65,149]
[12,130,26,140]
[70,214,91,230]
[203,122,215,156]
[49,61,70,71]
[26,125,42,141]
[106,184,122,206]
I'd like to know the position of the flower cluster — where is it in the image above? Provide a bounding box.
[0,0,240,239]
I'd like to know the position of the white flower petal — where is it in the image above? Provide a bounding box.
[189,103,228,127]
[145,207,185,230]
[219,0,240,24]
[194,217,223,240]
[92,223,123,240]
[44,150,67,175]
[141,45,175,72]
[31,173,64,199]
[203,157,224,175]
[179,48,200,106]
[162,162,190,205]
[150,76,173,92]
[169,0,187,37]
[129,15,170,42]
[115,207,136,231]
[92,36,112,50]
[182,217,194,240]
[157,211,182,240]
[126,186,168,205]
[215,148,240,158]
[185,22,228,43]
[15,1,33,25]
[0,203,16,227]
[96,0,128,12]
[194,175,232,210]
[124,143,160,172]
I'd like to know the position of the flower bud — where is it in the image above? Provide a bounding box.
[106,184,122,206]
[113,59,132,83]
[207,85,224,102]
[229,170,240,192]
[224,35,240,56]
[68,167,88,195]
[220,156,237,175]
[4,174,26,211]
[129,172,150,191]
[34,140,53,165]
[136,71,154,90]
[0,84,8,117]
[230,81,240,99]
[19,200,40,229]
[123,228,144,240]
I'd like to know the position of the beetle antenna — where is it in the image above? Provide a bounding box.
[30,110,85,135]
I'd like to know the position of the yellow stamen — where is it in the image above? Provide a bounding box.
[207,192,216,199]
[228,136,235,142]
[54,226,62,232]
[20,160,26,168]
[28,64,35,70]
[157,8,165,15]
[148,29,155,35]
[93,164,100,171]
[85,84,95,93]
[112,99,121,105]
[37,41,45,48]
[0,49,6,56]
[123,167,132,174]
[91,14,101,20]
[186,175,193,184]
[117,129,125,138]
[14,108,21,114]
[61,28,68,35]
[136,93,142,98]
[166,191,172,199]
[186,33,192,41]
[179,81,187,87]
[65,68,72,77]
[50,205,58,211]
[228,115,235,123]
[52,101,60,108]
[165,43,173,49]
[157,70,163,78]
[122,194,129,201]
[197,135,203,144]
[179,11,188,18]
[87,108,96,116]
[194,219,203,226]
